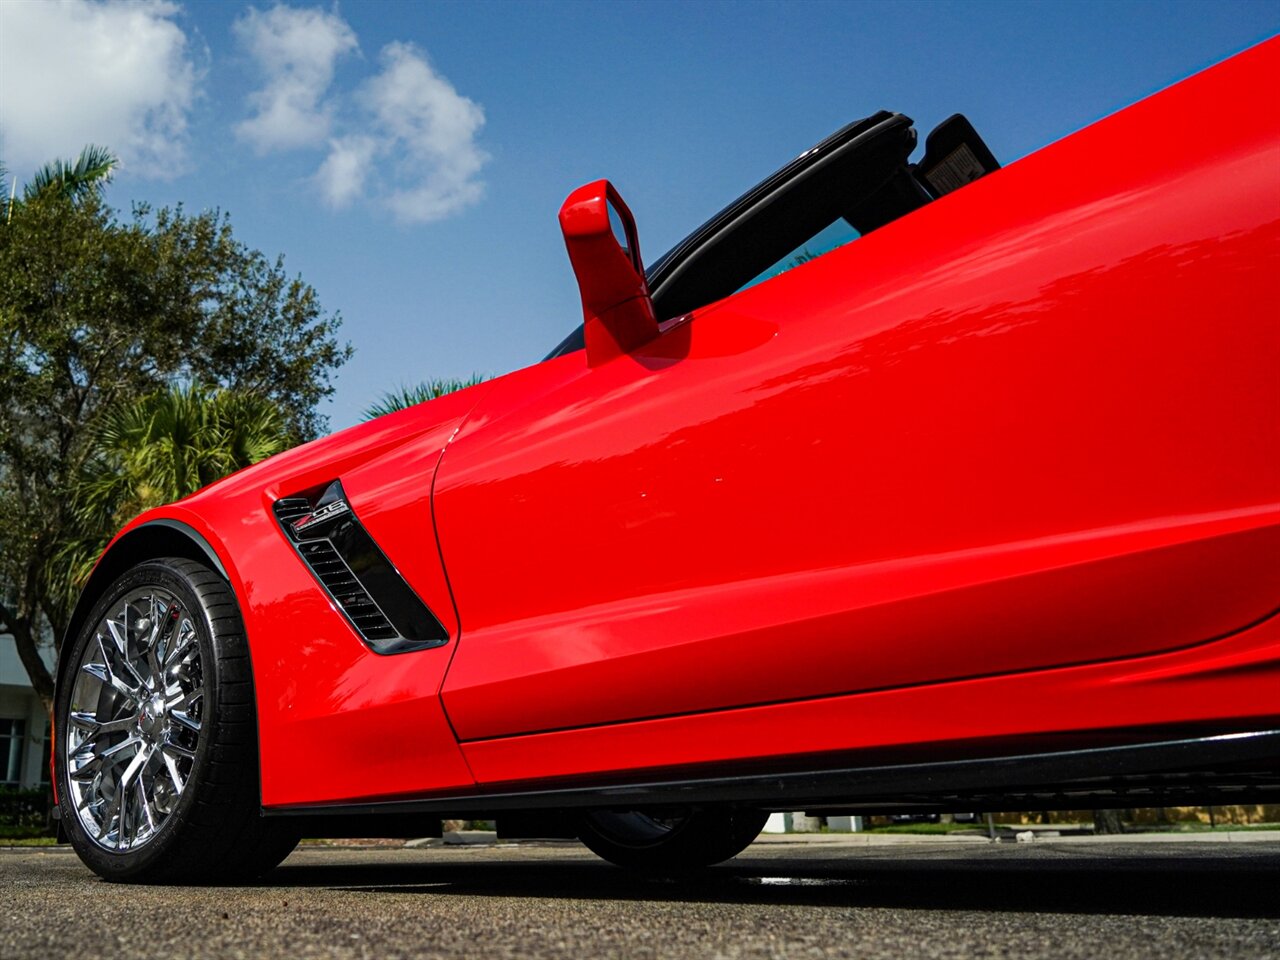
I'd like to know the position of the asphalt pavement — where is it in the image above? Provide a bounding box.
[4,835,1279,959]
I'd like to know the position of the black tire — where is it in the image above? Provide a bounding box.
[55,557,297,883]
[578,807,768,872]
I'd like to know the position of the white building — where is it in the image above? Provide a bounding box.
[0,636,52,789]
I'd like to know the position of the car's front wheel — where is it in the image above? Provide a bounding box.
[578,807,768,872]
[56,557,297,883]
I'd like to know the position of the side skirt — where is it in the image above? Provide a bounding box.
[265,728,1280,822]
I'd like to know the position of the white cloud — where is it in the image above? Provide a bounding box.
[230,7,487,225]
[315,134,377,207]
[233,4,358,153]
[0,0,199,179]
[358,42,487,223]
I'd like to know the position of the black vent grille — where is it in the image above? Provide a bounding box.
[296,539,399,643]
[273,498,311,525]
[272,484,449,655]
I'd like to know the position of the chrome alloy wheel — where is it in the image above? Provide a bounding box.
[65,587,204,852]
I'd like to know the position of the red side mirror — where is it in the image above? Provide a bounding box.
[559,180,658,366]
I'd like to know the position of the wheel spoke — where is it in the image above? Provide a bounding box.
[163,626,198,669]
[89,636,141,701]
[105,616,147,691]
[122,745,148,785]
[98,782,123,843]
[162,750,186,793]
[153,598,181,664]
[166,686,203,711]
[136,777,157,837]
[115,747,151,852]
[70,736,142,781]
[170,709,202,734]
[105,614,128,654]
[81,660,136,701]
[161,740,195,761]
[116,784,132,850]
[69,712,134,736]
[141,596,165,686]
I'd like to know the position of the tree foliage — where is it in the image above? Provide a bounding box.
[63,383,292,588]
[25,145,117,203]
[362,375,487,420]
[0,155,350,707]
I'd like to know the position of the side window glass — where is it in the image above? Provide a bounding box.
[737,219,861,294]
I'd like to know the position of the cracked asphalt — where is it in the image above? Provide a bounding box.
[3,836,1278,959]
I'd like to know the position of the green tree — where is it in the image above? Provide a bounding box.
[362,375,487,420]
[63,383,292,588]
[0,150,350,708]
[24,144,117,203]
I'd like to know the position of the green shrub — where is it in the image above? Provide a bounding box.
[0,787,54,839]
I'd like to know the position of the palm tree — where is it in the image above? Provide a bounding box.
[362,374,488,420]
[23,145,117,202]
[59,384,292,588]
[2,145,117,223]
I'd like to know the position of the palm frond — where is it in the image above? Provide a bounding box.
[362,374,488,420]
[67,383,294,564]
[25,144,118,202]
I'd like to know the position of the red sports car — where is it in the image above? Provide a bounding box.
[54,39,1279,882]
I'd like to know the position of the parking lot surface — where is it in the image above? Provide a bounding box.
[4,836,1278,959]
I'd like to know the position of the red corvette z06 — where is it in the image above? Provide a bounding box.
[54,40,1279,881]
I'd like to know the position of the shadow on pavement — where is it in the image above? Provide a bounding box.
[263,848,1280,920]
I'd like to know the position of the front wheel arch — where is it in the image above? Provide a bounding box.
[59,522,230,694]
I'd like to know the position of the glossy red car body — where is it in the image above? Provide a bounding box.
[65,40,1280,819]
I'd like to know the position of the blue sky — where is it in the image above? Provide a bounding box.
[2,0,1277,432]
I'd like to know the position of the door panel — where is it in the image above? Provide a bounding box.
[434,46,1280,746]
[458,608,1280,786]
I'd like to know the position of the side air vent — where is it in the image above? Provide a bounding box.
[272,482,449,655]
